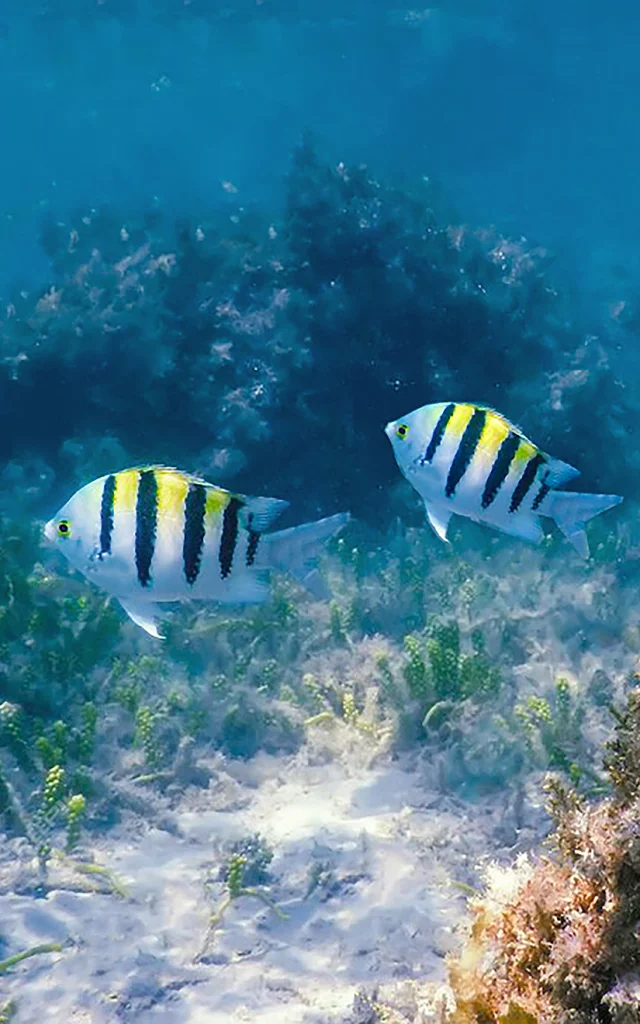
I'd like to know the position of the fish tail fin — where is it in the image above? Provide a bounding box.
[546,491,623,557]
[265,512,350,598]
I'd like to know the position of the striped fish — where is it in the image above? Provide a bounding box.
[385,402,622,555]
[45,466,349,638]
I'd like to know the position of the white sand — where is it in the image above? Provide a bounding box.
[0,734,541,1024]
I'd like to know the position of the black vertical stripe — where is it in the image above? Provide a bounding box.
[183,483,207,585]
[445,408,487,499]
[219,497,242,579]
[532,479,550,511]
[509,453,545,513]
[99,474,116,558]
[481,432,521,509]
[135,470,158,588]
[246,514,260,567]
[421,402,456,464]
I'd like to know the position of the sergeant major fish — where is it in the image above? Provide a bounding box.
[45,465,349,638]
[385,402,622,555]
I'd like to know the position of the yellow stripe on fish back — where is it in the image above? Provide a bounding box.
[155,469,189,521]
[111,466,239,536]
[477,409,510,457]
[460,406,539,470]
[513,437,538,464]
[443,403,475,442]
[113,469,139,513]
[205,485,232,523]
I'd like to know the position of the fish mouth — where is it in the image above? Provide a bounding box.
[384,422,395,439]
[43,519,56,543]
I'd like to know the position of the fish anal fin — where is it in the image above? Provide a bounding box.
[424,502,451,544]
[119,599,165,639]
[299,567,330,600]
[493,515,544,546]
[222,571,271,605]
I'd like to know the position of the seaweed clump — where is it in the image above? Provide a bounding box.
[447,687,640,1024]
[0,140,585,524]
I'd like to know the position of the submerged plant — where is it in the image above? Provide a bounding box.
[220,834,274,888]
[0,702,29,768]
[447,686,640,1023]
[135,705,160,768]
[0,1000,16,1023]
[0,943,62,975]
[65,794,86,853]
[403,634,432,704]
[399,621,501,749]
[514,677,599,787]
[198,841,285,959]
[208,854,284,932]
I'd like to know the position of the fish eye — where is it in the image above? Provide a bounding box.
[395,424,409,440]
[57,519,71,538]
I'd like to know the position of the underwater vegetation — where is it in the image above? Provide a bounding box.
[446,686,640,1024]
[336,685,640,1024]
[0,490,605,866]
[1,131,638,1021]
[0,139,628,527]
[197,833,285,960]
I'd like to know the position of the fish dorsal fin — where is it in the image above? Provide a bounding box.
[473,405,530,440]
[243,496,290,532]
[542,456,581,488]
[127,465,243,503]
[140,465,231,490]
[423,501,452,544]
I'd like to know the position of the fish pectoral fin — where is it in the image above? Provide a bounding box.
[424,502,451,543]
[119,599,166,639]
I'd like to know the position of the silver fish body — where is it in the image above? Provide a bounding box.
[385,402,622,555]
[45,465,349,637]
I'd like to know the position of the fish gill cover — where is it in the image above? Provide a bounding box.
[0,3,640,1023]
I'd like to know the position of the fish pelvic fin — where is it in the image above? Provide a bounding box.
[119,599,166,639]
[545,490,623,557]
[265,512,350,599]
[423,501,452,544]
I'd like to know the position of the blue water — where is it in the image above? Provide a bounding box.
[2,5,640,1021]
[2,1,640,303]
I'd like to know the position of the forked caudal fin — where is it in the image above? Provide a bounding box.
[546,490,623,558]
[266,512,350,599]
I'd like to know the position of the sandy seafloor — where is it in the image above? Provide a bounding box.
[1,524,635,1023]
[0,740,534,1024]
